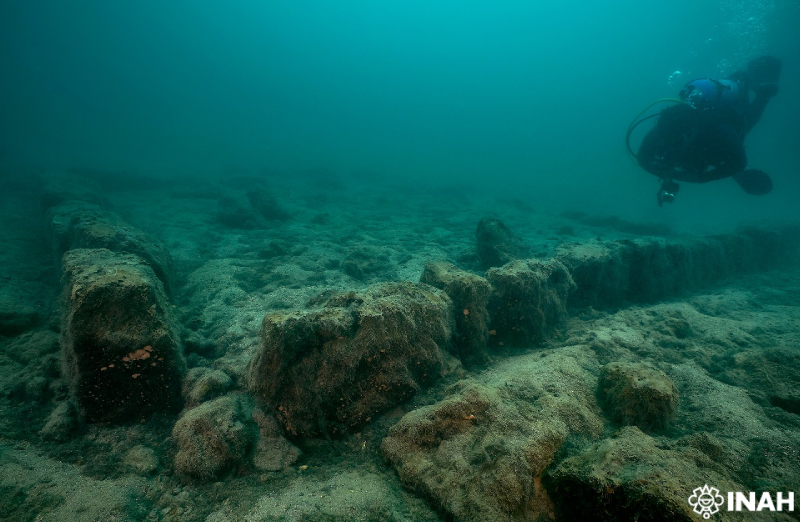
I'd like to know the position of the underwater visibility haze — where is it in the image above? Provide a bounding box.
[2,0,799,223]
[1,1,800,521]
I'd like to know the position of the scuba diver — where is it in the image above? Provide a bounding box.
[628,55,782,206]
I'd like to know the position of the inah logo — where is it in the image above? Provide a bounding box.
[688,485,725,519]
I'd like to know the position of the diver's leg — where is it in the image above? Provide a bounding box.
[744,56,781,133]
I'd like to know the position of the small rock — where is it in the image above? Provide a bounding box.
[182,367,233,405]
[40,401,78,441]
[598,362,679,431]
[173,394,257,481]
[123,445,159,475]
[252,436,301,472]
[475,217,526,268]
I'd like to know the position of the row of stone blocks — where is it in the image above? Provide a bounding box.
[48,185,799,437]
[247,225,800,438]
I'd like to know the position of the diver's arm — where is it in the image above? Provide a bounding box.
[742,55,781,134]
[743,85,777,134]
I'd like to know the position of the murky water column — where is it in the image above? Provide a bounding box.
[716,0,775,74]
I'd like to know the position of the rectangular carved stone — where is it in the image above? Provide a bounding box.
[61,248,184,423]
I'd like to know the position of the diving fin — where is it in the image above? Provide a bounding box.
[733,169,773,195]
[746,55,782,87]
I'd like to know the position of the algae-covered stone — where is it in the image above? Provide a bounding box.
[598,362,678,432]
[556,238,713,307]
[48,202,173,289]
[341,247,393,281]
[173,394,257,481]
[555,240,630,307]
[248,281,454,437]
[40,401,78,441]
[61,248,185,423]
[545,426,742,522]
[420,261,492,366]
[382,347,603,522]
[182,367,233,406]
[251,405,302,472]
[486,258,575,347]
[556,228,800,309]
[719,347,800,415]
[475,217,526,268]
[123,445,159,476]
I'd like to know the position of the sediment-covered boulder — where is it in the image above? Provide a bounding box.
[545,426,742,522]
[173,394,257,481]
[216,194,260,229]
[716,347,800,416]
[251,407,302,472]
[48,202,173,289]
[598,362,679,432]
[420,261,492,366]
[40,401,79,441]
[122,445,160,476]
[39,170,107,211]
[246,188,290,221]
[247,281,454,437]
[61,248,185,423]
[486,258,575,348]
[182,367,233,406]
[475,217,526,268]
[382,347,603,522]
[340,247,394,281]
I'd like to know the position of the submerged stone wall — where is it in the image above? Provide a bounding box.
[379,224,800,521]
[557,225,800,309]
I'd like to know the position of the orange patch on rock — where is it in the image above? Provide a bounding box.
[126,348,152,361]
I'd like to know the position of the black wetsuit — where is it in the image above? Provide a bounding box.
[637,77,774,185]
